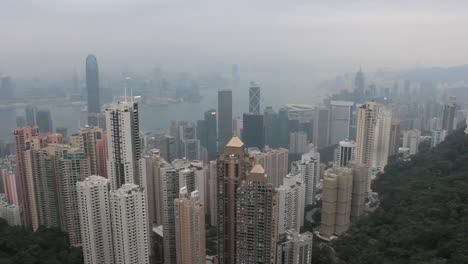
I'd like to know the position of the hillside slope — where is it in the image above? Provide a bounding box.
[333,128,468,264]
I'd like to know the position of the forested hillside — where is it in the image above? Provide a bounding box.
[0,219,82,264]
[330,128,468,263]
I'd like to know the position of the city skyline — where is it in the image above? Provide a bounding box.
[0,2,467,264]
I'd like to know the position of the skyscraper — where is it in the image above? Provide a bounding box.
[313,108,329,149]
[105,98,141,190]
[402,129,421,155]
[249,81,261,114]
[354,68,365,101]
[355,102,392,193]
[334,140,356,167]
[1,164,18,205]
[24,142,60,230]
[217,90,233,153]
[371,106,392,169]
[289,131,308,154]
[69,125,103,176]
[350,162,367,222]
[14,126,39,228]
[441,102,456,133]
[217,137,253,264]
[95,133,108,177]
[178,122,201,160]
[264,106,280,148]
[235,164,278,264]
[161,162,180,264]
[431,129,447,147]
[276,231,313,264]
[141,150,164,227]
[25,106,37,126]
[203,109,218,160]
[77,176,114,264]
[57,147,89,247]
[86,55,100,125]
[110,184,149,264]
[328,101,353,145]
[252,147,289,188]
[293,150,320,207]
[242,113,265,149]
[208,160,217,226]
[174,188,206,264]
[36,109,53,133]
[388,119,401,156]
[320,167,353,238]
[276,172,305,235]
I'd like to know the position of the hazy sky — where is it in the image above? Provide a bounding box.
[2,0,468,76]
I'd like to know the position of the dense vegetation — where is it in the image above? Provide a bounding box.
[324,128,468,263]
[0,219,82,264]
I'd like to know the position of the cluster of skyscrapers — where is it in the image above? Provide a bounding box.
[1,59,463,264]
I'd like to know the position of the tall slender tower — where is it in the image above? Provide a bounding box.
[69,125,103,176]
[174,188,206,264]
[95,133,108,177]
[110,184,149,264]
[77,176,114,264]
[86,55,100,125]
[276,172,305,235]
[320,167,353,238]
[328,100,353,145]
[249,81,261,114]
[161,162,180,264]
[242,113,264,149]
[441,102,456,133]
[217,90,233,153]
[13,126,39,228]
[56,147,89,247]
[105,98,141,190]
[235,164,278,263]
[313,108,329,149]
[203,109,218,160]
[217,137,253,264]
[35,109,53,133]
[293,150,320,207]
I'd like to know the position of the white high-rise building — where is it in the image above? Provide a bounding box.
[110,184,149,264]
[293,150,320,206]
[105,99,141,190]
[329,100,354,145]
[276,172,305,235]
[355,102,392,194]
[276,231,313,264]
[77,176,114,264]
[431,129,447,147]
[334,140,356,167]
[402,129,421,155]
[371,106,392,169]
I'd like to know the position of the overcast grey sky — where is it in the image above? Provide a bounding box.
[1,0,468,76]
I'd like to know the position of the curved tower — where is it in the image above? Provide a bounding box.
[86,55,100,115]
